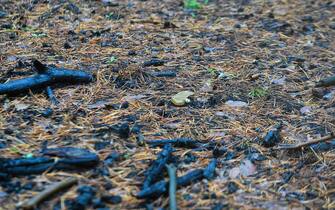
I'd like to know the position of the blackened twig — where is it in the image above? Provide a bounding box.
[136,169,204,199]
[0,60,93,95]
[143,144,173,189]
[0,147,99,176]
[150,71,176,78]
[143,59,165,67]
[275,134,334,150]
[166,164,177,210]
[45,86,59,105]
[203,158,217,180]
[18,177,78,209]
[145,138,201,148]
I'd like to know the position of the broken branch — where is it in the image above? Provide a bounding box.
[0,60,93,95]
[145,138,201,148]
[275,134,334,150]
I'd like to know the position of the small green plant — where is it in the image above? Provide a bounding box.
[207,67,217,76]
[184,0,202,9]
[31,32,47,38]
[107,56,117,64]
[248,87,268,98]
[9,146,21,154]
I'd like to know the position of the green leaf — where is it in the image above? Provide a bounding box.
[31,32,47,38]
[184,0,202,9]
[248,87,268,98]
[107,56,117,64]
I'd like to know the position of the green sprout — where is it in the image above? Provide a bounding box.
[248,87,268,98]
[207,67,217,76]
[184,0,202,9]
[31,32,47,38]
[107,56,117,64]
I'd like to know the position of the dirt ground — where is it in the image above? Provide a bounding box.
[0,0,334,209]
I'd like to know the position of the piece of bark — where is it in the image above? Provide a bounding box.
[45,86,59,104]
[0,60,93,95]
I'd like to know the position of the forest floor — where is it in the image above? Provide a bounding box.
[0,0,334,209]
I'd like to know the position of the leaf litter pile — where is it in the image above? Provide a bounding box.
[0,0,334,209]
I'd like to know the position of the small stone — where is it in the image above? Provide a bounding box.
[300,106,312,115]
[273,7,288,16]
[1,23,12,29]
[227,182,239,193]
[101,0,119,6]
[101,195,122,204]
[229,167,240,179]
[0,11,7,18]
[329,22,335,30]
[41,108,53,117]
[271,77,286,85]
[7,55,17,62]
[200,79,213,92]
[323,90,335,100]
[64,42,72,49]
[225,100,248,108]
[240,159,256,176]
[123,94,146,102]
[15,103,30,111]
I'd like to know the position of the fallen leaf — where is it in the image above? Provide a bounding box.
[171,91,194,106]
[240,159,256,176]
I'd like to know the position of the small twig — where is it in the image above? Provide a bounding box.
[18,177,78,209]
[145,138,201,148]
[275,134,334,150]
[166,164,177,210]
[45,86,59,105]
